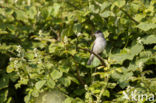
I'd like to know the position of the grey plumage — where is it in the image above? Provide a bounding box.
[87,31,106,65]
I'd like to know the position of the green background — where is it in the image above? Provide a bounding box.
[0,0,156,103]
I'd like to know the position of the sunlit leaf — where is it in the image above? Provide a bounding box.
[141,35,156,44]
[35,80,46,90]
[51,70,63,80]
[137,23,156,31]
[114,0,125,8]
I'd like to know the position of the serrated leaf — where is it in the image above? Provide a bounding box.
[51,70,63,80]
[130,43,144,56]
[100,2,111,11]
[114,0,125,8]
[47,79,55,89]
[103,90,110,97]
[35,80,46,90]
[110,44,144,64]
[60,77,71,87]
[134,14,145,22]
[137,23,156,31]
[100,11,113,18]
[141,35,156,44]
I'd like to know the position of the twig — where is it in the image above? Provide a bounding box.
[33,37,56,42]
[96,87,104,103]
[75,64,85,85]
[119,7,139,24]
[50,27,60,41]
[78,47,106,66]
[71,55,85,85]
[96,76,109,103]
[65,1,80,10]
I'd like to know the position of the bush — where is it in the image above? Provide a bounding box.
[0,0,156,103]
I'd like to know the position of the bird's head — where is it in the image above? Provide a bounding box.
[94,30,104,38]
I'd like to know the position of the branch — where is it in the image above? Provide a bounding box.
[50,27,60,41]
[78,47,106,66]
[65,1,80,10]
[119,7,139,24]
[71,55,85,85]
[96,76,109,103]
[33,37,56,42]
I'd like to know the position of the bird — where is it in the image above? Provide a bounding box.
[87,31,106,65]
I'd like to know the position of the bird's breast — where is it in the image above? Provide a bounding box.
[93,38,106,54]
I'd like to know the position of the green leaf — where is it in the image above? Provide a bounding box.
[27,6,37,19]
[73,89,85,96]
[107,83,117,89]
[32,89,39,97]
[103,30,110,38]
[114,0,125,8]
[103,90,110,97]
[154,46,156,50]
[134,14,145,22]
[15,10,28,21]
[35,80,46,90]
[100,2,111,11]
[60,77,71,87]
[73,23,81,33]
[141,35,156,44]
[52,3,61,16]
[51,70,63,80]
[47,79,55,89]
[0,75,9,90]
[100,11,113,18]
[64,97,73,103]
[130,43,144,57]
[6,63,14,73]
[136,23,156,31]
[92,57,101,66]
[68,76,79,84]
[119,72,133,88]
[0,89,8,103]
[110,43,144,64]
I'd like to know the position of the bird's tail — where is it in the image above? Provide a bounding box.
[87,54,94,65]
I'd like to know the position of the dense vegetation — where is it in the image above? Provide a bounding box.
[0,0,156,103]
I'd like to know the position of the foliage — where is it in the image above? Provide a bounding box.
[0,0,156,103]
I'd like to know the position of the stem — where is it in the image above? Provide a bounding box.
[96,76,109,103]
[75,64,85,85]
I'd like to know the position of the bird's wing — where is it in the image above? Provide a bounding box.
[91,41,95,52]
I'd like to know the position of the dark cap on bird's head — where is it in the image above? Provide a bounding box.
[95,30,102,34]
[94,30,103,38]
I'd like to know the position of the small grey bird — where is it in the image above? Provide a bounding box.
[87,31,106,65]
